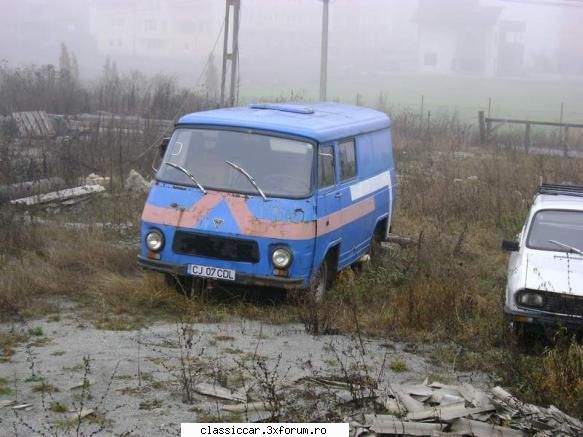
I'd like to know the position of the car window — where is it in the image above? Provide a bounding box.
[318,144,335,189]
[339,139,356,182]
[527,210,583,252]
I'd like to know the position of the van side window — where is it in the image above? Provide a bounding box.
[339,139,356,181]
[318,144,336,189]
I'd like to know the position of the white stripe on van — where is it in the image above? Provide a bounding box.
[350,171,391,201]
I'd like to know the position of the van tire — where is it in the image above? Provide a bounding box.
[310,255,337,303]
[311,261,329,303]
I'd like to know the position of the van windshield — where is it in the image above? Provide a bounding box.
[527,210,583,253]
[157,128,314,198]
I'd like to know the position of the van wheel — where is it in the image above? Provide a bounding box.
[370,236,383,265]
[310,261,330,303]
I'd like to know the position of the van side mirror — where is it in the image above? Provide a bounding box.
[159,137,170,158]
[502,240,519,252]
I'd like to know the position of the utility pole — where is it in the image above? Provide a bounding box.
[220,0,241,107]
[319,0,329,101]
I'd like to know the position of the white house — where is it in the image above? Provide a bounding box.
[415,0,563,77]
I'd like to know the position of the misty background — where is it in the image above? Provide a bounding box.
[1,0,583,120]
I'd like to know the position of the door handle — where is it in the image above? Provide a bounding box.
[335,192,343,199]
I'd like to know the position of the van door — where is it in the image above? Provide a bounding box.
[315,143,342,271]
[337,138,368,266]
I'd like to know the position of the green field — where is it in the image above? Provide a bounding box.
[241,74,583,124]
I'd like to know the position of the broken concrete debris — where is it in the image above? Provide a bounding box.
[125,169,150,193]
[193,383,246,403]
[84,173,110,187]
[68,408,95,420]
[353,381,582,436]
[0,400,16,409]
[0,177,66,202]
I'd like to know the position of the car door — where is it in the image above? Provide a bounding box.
[315,143,343,271]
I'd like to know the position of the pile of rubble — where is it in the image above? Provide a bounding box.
[351,380,582,436]
[7,170,150,208]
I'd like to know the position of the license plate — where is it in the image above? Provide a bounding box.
[187,264,236,281]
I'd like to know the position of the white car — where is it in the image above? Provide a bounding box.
[503,183,583,334]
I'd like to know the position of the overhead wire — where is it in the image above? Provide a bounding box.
[130,16,227,164]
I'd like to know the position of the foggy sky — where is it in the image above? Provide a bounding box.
[0,0,582,98]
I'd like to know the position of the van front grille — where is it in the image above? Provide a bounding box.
[540,292,583,317]
[519,290,583,318]
[172,231,259,263]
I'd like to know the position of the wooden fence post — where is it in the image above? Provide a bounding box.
[564,127,569,157]
[524,123,531,153]
[478,111,486,144]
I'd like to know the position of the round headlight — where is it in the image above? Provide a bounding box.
[272,248,292,269]
[146,230,164,252]
[518,292,544,308]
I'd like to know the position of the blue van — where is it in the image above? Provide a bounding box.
[138,103,396,298]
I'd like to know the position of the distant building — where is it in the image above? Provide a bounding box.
[88,0,224,75]
[414,0,562,78]
[415,0,501,76]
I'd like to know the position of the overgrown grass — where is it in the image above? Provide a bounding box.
[1,117,582,416]
[500,335,583,415]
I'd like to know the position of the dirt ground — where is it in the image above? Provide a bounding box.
[0,305,492,436]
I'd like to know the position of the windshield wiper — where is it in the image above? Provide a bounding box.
[224,160,267,201]
[548,240,583,256]
[164,162,207,195]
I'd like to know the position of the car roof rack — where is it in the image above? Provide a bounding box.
[539,183,583,198]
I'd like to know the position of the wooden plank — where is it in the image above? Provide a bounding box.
[11,113,27,137]
[22,112,38,136]
[26,111,42,136]
[479,111,486,144]
[38,111,55,136]
[10,185,105,207]
[31,111,48,136]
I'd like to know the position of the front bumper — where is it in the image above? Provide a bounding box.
[137,255,304,290]
[504,306,583,330]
